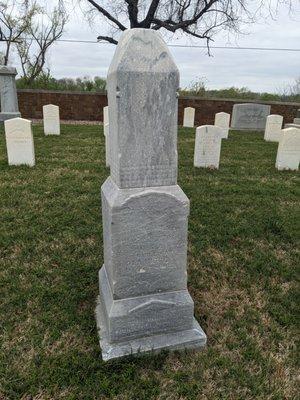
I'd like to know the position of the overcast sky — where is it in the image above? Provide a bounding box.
[7,1,300,93]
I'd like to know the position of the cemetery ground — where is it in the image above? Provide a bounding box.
[0,124,299,400]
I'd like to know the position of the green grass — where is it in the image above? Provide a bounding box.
[0,124,299,400]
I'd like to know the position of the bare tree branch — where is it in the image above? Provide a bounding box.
[97,35,118,44]
[86,0,127,31]
[82,0,295,50]
[0,0,39,65]
[125,0,139,28]
[140,0,160,28]
[16,5,67,83]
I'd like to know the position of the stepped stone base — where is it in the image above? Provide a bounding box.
[285,123,300,129]
[0,112,21,122]
[95,266,206,361]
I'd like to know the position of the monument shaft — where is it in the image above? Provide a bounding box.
[0,66,21,122]
[96,29,206,360]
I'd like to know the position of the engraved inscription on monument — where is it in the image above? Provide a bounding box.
[107,31,178,189]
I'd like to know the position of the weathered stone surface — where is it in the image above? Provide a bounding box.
[0,66,20,122]
[296,109,300,118]
[284,123,300,129]
[194,125,222,169]
[107,29,179,189]
[214,112,230,139]
[98,265,194,343]
[96,28,206,361]
[43,104,60,135]
[4,117,35,166]
[101,177,189,299]
[96,293,206,361]
[264,114,283,142]
[275,127,300,170]
[231,103,271,131]
[104,123,110,167]
[183,107,195,128]
[103,106,109,134]
[293,118,300,125]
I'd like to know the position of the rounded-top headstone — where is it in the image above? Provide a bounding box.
[276,127,300,170]
[107,28,179,189]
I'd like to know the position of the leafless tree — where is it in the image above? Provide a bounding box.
[16,6,67,84]
[84,0,295,48]
[0,0,39,65]
[293,77,300,95]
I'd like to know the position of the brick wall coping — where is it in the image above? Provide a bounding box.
[16,88,300,106]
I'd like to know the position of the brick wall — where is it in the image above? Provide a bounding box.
[18,89,108,121]
[178,96,299,126]
[17,89,299,125]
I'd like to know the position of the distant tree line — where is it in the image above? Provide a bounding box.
[180,77,300,103]
[16,74,300,103]
[16,74,106,92]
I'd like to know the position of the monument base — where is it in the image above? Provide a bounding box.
[95,265,206,361]
[284,123,300,129]
[95,296,206,361]
[229,127,264,132]
[0,112,21,122]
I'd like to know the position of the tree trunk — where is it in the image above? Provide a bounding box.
[4,42,11,66]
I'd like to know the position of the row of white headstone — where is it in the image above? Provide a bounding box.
[4,104,60,166]
[184,107,285,140]
[193,116,299,171]
[193,124,300,171]
[263,115,299,170]
[183,107,230,130]
[104,106,299,171]
[183,106,299,135]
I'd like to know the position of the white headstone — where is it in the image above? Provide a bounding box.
[4,117,35,166]
[104,123,110,167]
[194,125,222,169]
[103,106,109,134]
[43,104,60,135]
[264,114,283,142]
[183,107,195,127]
[214,112,230,139]
[103,107,110,165]
[275,128,300,171]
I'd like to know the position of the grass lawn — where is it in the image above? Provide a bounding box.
[0,124,299,400]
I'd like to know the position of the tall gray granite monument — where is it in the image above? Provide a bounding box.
[0,66,21,122]
[95,29,206,361]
